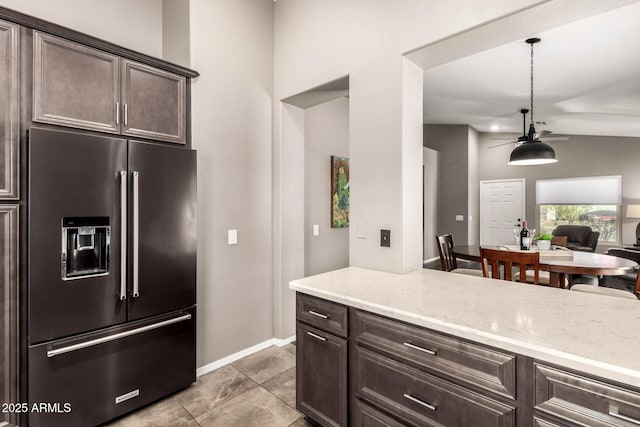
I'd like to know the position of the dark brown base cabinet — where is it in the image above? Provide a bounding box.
[296,292,640,427]
[296,294,349,427]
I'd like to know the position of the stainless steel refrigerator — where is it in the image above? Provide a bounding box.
[27,127,196,426]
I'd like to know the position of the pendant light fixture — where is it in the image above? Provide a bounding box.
[508,38,558,166]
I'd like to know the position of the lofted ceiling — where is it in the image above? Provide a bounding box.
[422,2,640,137]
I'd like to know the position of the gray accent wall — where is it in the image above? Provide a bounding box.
[477,133,640,246]
[424,124,470,245]
[423,147,438,260]
[304,97,349,276]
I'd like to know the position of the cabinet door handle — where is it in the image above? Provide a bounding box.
[308,310,329,319]
[306,331,327,342]
[403,393,437,411]
[609,408,640,425]
[115,102,120,125]
[124,103,128,126]
[403,341,437,355]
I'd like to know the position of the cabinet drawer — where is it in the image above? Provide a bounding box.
[354,399,406,427]
[355,347,515,427]
[297,293,348,337]
[353,309,516,399]
[534,363,640,426]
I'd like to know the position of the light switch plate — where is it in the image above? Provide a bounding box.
[313,224,319,236]
[357,221,366,239]
[228,229,238,245]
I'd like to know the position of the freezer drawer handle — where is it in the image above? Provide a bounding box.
[46,313,192,358]
[132,171,140,298]
[119,171,127,301]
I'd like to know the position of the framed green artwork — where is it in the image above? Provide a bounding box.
[331,156,349,228]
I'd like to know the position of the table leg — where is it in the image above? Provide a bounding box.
[549,272,565,288]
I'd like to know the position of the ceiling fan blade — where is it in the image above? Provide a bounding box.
[539,136,569,142]
[490,135,519,140]
[488,141,520,149]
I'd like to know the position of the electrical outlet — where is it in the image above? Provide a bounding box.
[313,224,319,236]
[380,229,390,247]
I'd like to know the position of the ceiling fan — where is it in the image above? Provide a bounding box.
[488,108,569,149]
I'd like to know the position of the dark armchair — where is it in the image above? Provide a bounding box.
[552,225,599,252]
[598,248,640,293]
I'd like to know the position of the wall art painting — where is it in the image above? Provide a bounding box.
[331,155,349,228]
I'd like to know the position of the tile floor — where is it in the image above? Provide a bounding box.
[105,343,315,427]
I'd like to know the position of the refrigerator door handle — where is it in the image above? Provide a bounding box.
[132,171,140,298]
[119,171,127,301]
[46,314,192,358]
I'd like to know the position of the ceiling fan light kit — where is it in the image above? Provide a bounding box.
[508,37,558,165]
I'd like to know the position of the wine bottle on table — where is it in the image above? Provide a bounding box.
[520,220,531,250]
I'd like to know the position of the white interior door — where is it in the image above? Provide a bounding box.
[480,179,525,246]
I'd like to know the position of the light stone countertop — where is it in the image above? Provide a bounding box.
[289,266,640,388]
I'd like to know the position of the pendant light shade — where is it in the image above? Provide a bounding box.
[508,140,557,165]
[509,37,558,165]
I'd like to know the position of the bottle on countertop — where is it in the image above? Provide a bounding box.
[520,220,531,250]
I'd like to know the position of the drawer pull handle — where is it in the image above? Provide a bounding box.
[609,409,640,425]
[404,341,437,355]
[308,310,330,319]
[403,393,437,411]
[306,331,327,342]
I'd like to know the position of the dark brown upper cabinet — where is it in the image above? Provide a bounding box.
[33,32,186,144]
[122,60,185,144]
[0,19,19,199]
[33,31,120,134]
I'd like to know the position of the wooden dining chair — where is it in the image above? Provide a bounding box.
[480,247,541,284]
[435,234,483,277]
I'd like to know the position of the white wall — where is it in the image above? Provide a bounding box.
[189,0,274,366]
[0,0,163,57]
[304,97,350,276]
[162,0,190,67]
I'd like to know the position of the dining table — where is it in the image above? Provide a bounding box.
[452,245,638,288]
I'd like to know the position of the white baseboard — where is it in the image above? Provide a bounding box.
[423,256,439,264]
[196,334,296,378]
[274,334,296,347]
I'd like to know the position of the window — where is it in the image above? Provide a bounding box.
[536,176,622,243]
[539,204,619,242]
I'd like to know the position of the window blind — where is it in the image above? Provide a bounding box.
[536,175,622,205]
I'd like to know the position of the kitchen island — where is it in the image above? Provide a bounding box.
[290,267,640,427]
